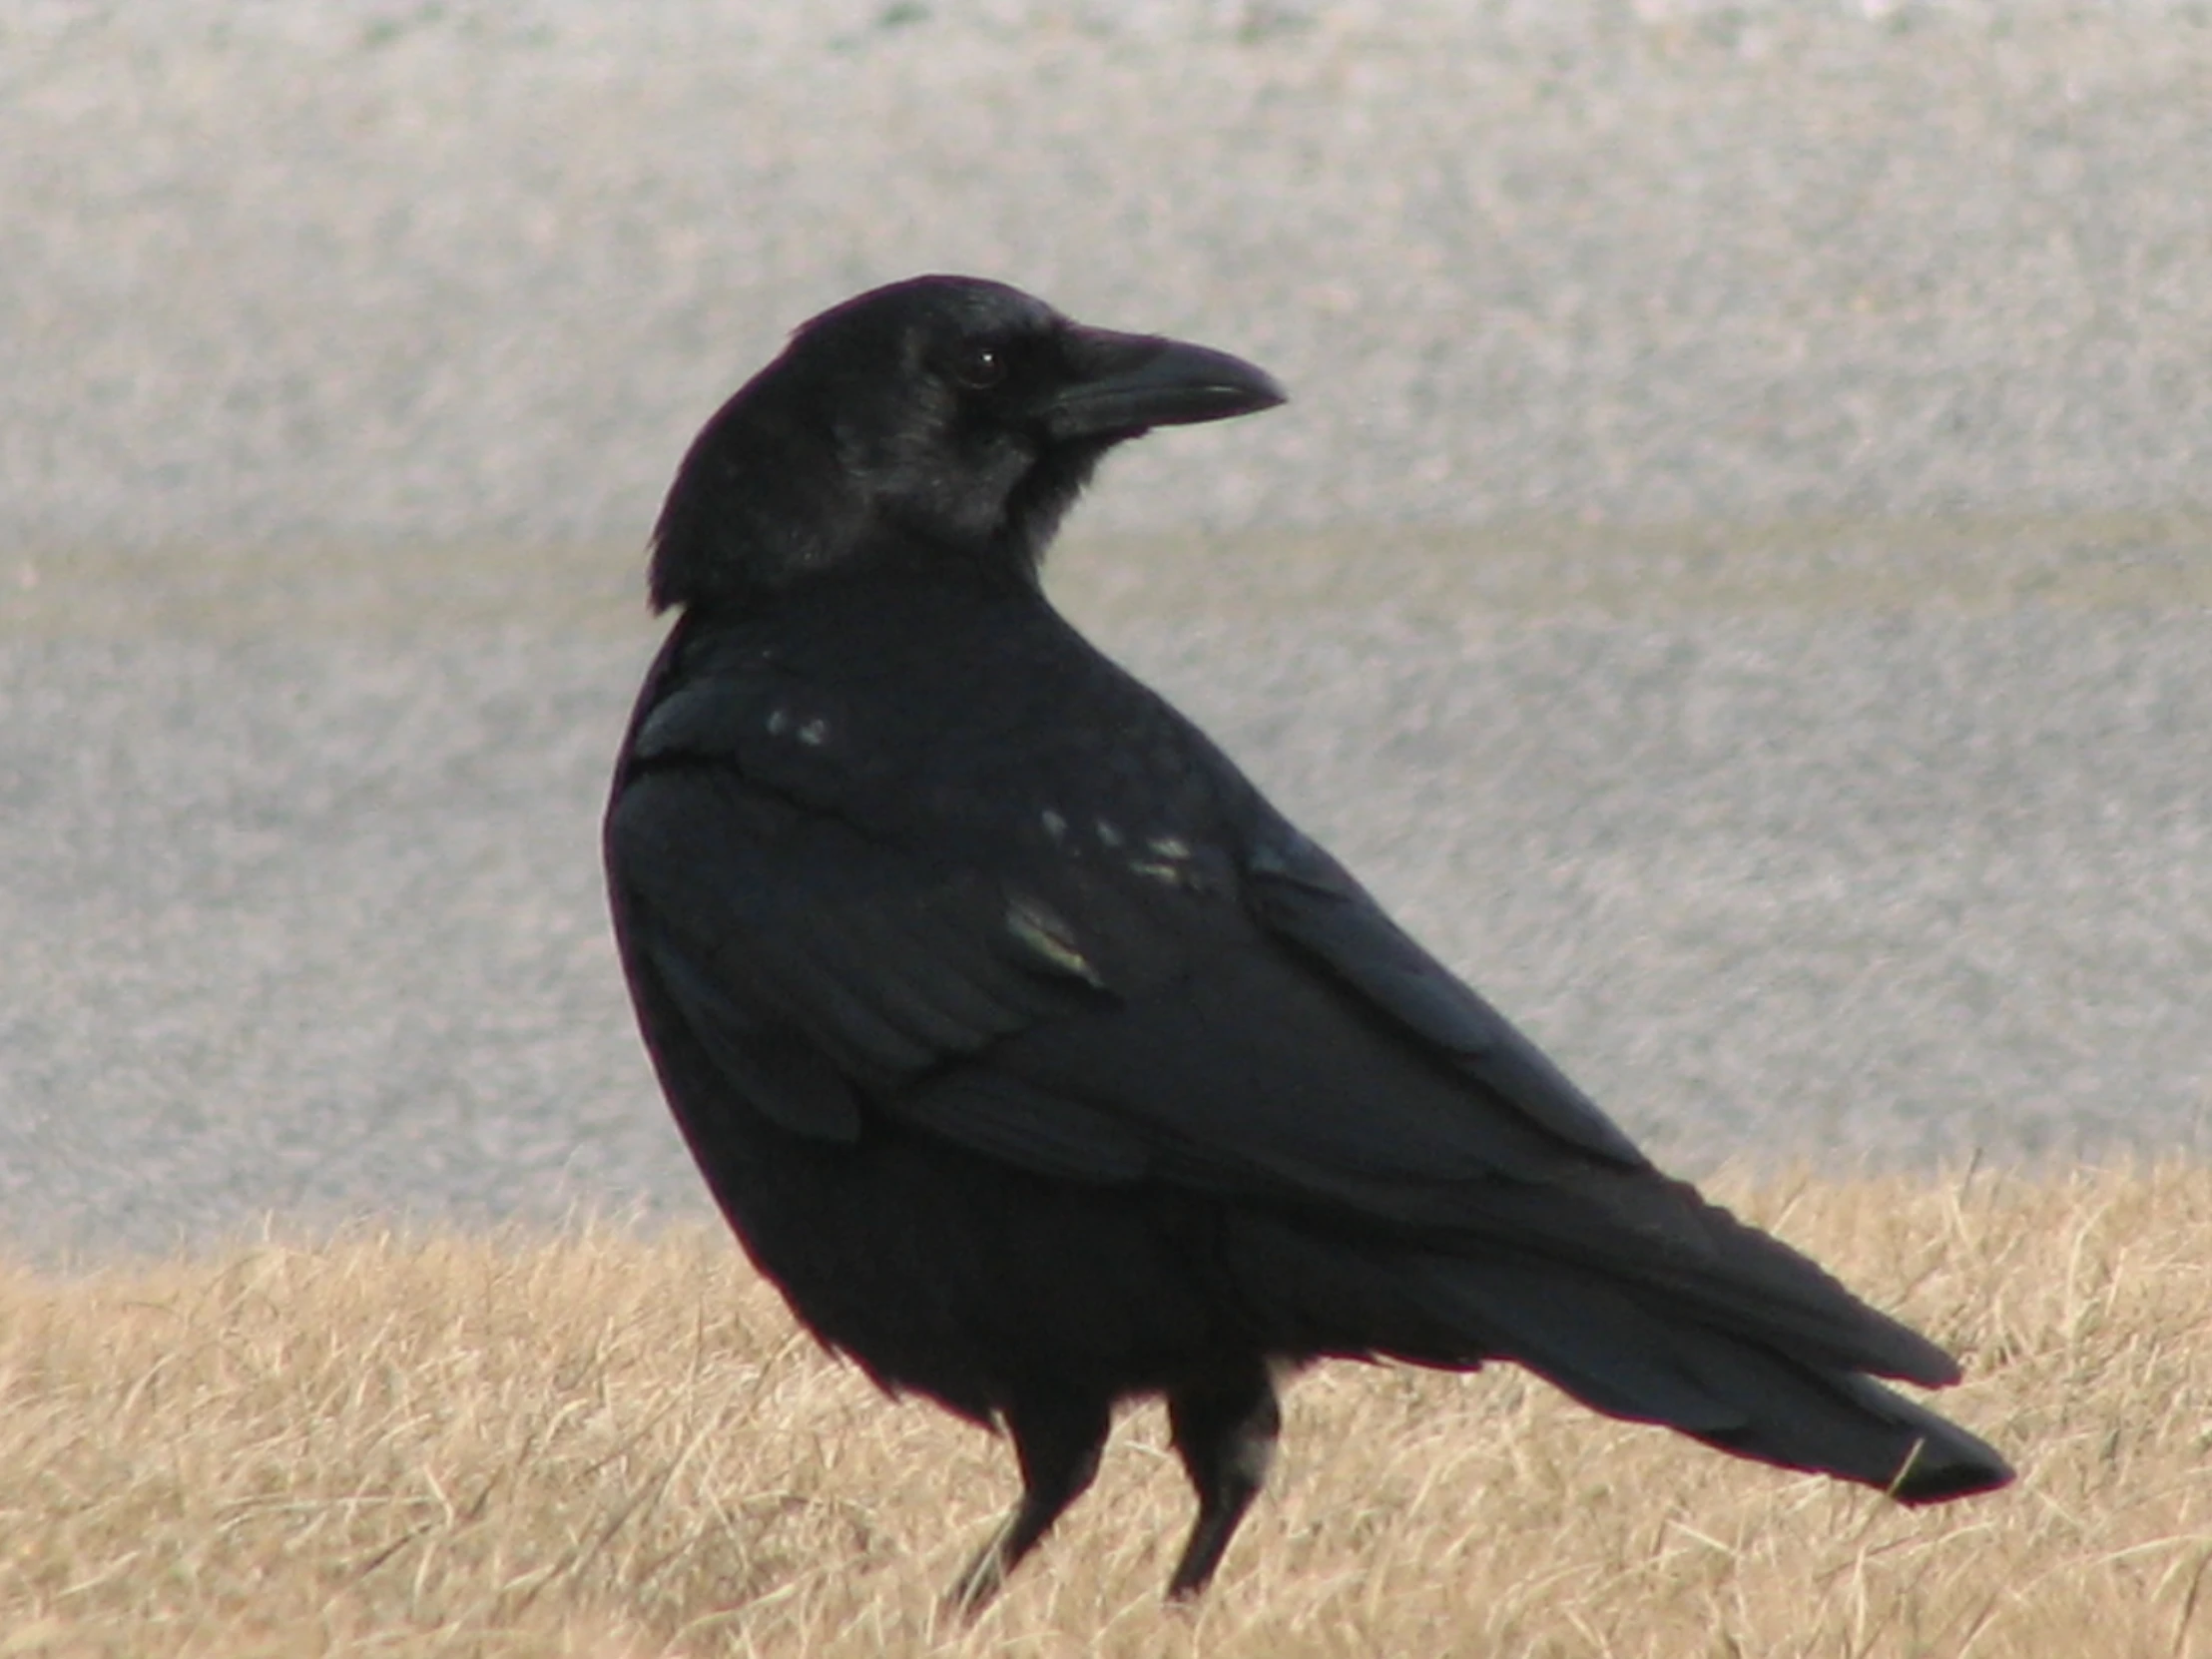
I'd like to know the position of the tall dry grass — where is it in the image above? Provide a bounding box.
[2,1164,2207,1658]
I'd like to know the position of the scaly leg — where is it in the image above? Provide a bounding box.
[1165,1366,1281,1600]
[946,1392,1112,1616]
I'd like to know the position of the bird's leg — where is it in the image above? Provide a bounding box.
[1164,1366,1281,1600]
[945,1393,1112,1617]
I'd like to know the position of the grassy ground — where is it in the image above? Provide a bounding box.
[3,1164,2206,1658]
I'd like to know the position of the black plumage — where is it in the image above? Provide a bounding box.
[603,276,2011,1609]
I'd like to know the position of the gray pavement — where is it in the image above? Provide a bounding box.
[5,4,2212,551]
[3,526,2207,1265]
[3,5,2210,1261]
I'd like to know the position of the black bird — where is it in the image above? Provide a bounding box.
[603,276,2012,1609]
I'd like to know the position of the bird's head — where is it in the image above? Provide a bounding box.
[648,276,1286,613]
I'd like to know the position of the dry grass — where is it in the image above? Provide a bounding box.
[3,1164,2208,1658]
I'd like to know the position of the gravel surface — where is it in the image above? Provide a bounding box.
[6,2,2212,549]
[5,527,2208,1264]
[3,4,2209,1261]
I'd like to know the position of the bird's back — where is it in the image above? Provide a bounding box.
[605,575,1287,1417]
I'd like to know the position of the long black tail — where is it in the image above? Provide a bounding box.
[1412,1254,2013,1500]
[1230,1195,2014,1501]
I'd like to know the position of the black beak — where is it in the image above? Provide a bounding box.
[1040,326,1287,442]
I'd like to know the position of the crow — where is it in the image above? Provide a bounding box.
[603,275,2012,1610]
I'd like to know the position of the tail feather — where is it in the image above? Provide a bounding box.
[1419,1258,2013,1500]
[1466,1171,1964,1386]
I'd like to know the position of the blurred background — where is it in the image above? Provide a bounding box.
[3,1,2208,1261]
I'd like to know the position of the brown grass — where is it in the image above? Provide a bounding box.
[3,1164,2208,1658]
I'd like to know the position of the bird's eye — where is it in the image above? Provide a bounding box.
[949,343,1008,390]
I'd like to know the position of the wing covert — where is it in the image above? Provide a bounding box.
[608,759,1166,1177]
